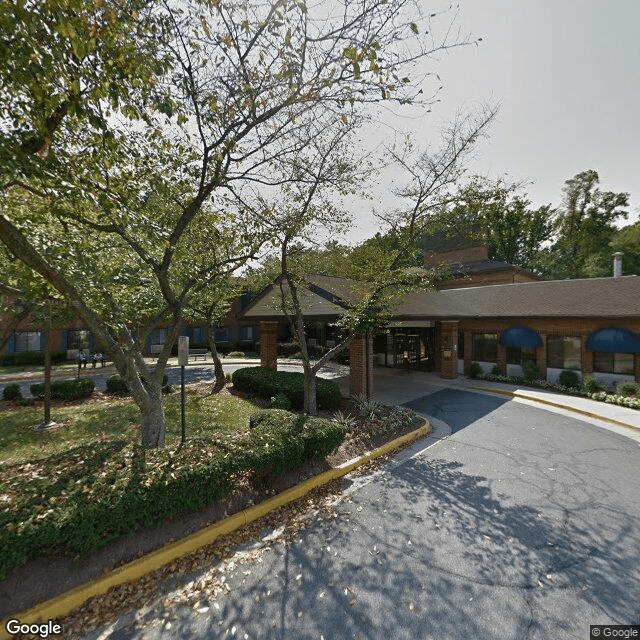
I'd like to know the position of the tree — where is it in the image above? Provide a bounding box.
[545,170,629,279]
[432,178,554,273]
[610,222,640,276]
[1,0,470,446]
[267,108,495,412]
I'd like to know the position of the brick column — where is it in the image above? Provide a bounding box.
[581,335,593,377]
[635,353,640,383]
[497,344,507,375]
[537,334,547,380]
[259,321,279,370]
[464,331,472,376]
[349,332,373,397]
[439,321,458,380]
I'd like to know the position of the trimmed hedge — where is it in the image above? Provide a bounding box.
[106,374,169,395]
[232,366,341,410]
[0,409,347,580]
[30,378,95,401]
[0,351,66,367]
[558,369,580,388]
[2,384,22,401]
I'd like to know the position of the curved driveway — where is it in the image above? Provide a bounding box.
[82,385,640,640]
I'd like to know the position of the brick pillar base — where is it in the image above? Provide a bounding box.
[439,321,458,380]
[259,321,279,370]
[497,344,507,375]
[463,331,472,376]
[581,335,593,378]
[537,334,547,380]
[349,333,373,397]
[635,353,640,383]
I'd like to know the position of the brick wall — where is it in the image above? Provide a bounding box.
[349,333,373,397]
[439,321,459,379]
[424,244,488,268]
[459,318,640,381]
[259,321,279,370]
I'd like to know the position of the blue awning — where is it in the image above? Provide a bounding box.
[499,327,543,348]
[586,328,640,354]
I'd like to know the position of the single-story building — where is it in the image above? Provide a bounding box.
[240,239,640,396]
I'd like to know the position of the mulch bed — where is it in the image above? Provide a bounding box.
[0,384,427,635]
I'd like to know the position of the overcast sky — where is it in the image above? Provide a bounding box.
[344,0,640,242]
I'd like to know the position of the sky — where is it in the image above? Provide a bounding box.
[344,0,640,243]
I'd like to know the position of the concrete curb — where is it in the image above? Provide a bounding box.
[0,422,430,637]
[469,386,640,433]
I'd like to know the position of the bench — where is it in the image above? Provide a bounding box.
[188,348,208,361]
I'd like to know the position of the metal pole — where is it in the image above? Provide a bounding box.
[181,365,186,444]
[43,299,51,424]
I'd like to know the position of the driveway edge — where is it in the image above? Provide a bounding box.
[469,386,640,432]
[0,421,430,637]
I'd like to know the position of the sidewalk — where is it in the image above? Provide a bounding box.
[369,367,640,434]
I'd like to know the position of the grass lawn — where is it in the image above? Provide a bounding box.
[0,390,263,578]
[0,391,256,466]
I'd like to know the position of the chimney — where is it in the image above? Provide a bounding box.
[613,252,623,278]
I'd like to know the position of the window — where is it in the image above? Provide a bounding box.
[14,331,42,352]
[547,336,581,370]
[239,325,255,341]
[457,333,465,359]
[185,326,206,344]
[472,333,497,363]
[506,346,537,365]
[67,330,91,351]
[149,328,168,345]
[594,352,634,375]
[214,327,230,342]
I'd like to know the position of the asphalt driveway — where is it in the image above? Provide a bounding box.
[79,388,640,640]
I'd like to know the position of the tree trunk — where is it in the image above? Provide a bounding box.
[208,336,225,393]
[129,375,166,447]
[303,364,317,415]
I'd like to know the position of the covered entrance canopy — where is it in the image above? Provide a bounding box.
[499,326,543,348]
[586,328,640,353]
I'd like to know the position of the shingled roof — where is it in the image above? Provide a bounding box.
[396,275,640,319]
[241,274,640,320]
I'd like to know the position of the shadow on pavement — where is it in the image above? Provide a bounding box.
[403,388,510,433]
[110,450,640,640]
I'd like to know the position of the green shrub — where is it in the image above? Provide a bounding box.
[582,375,605,394]
[278,341,300,357]
[247,409,346,467]
[2,383,22,401]
[491,364,502,375]
[0,351,66,367]
[300,416,348,459]
[558,370,580,388]
[270,393,291,410]
[228,351,245,358]
[616,380,640,397]
[232,366,341,410]
[30,378,95,401]
[521,360,541,382]
[106,374,169,395]
[106,374,128,394]
[469,362,483,379]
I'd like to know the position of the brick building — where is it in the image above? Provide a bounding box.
[241,237,640,396]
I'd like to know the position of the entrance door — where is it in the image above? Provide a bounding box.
[388,328,436,370]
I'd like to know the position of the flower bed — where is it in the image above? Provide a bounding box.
[476,373,640,410]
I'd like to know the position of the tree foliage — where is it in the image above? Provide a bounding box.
[544,170,629,279]
[1,0,469,445]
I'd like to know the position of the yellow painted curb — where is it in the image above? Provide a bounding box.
[0,421,430,637]
[469,386,640,433]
